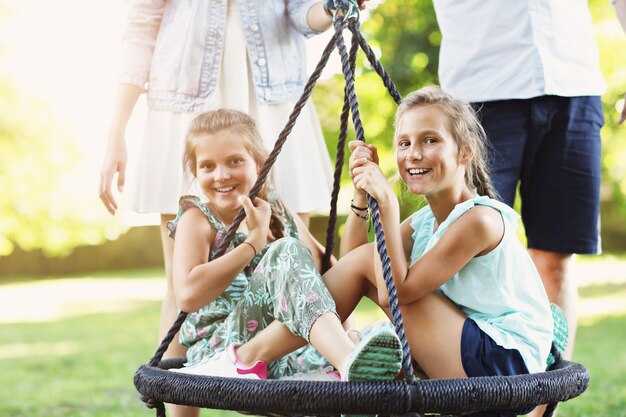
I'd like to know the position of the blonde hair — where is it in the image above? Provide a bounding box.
[184,109,284,238]
[394,85,496,198]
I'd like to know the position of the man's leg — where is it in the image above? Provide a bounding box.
[528,249,577,358]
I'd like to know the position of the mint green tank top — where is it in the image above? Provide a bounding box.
[410,196,553,373]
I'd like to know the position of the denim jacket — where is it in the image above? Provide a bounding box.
[118,0,323,111]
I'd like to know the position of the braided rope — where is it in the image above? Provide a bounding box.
[322,27,360,273]
[349,21,402,104]
[334,19,416,383]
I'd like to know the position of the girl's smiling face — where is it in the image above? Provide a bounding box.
[396,105,468,198]
[195,132,259,218]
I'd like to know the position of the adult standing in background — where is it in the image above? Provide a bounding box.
[431,0,626,383]
[98,2,364,416]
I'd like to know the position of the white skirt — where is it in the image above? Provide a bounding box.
[127,0,333,215]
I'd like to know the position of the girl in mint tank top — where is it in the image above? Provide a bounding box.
[322,86,553,415]
[166,109,403,386]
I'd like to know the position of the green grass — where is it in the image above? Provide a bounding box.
[0,272,624,417]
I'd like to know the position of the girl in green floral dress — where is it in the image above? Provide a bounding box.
[168,109,402,382]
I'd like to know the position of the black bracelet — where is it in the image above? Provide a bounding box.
[351,206,369,220]
[350,199,368,211]
[241,241,257,257]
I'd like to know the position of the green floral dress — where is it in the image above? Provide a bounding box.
[167,195,336,378]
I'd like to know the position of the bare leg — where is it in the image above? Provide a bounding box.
[236,321,307,365]
[159,215,198,417]
[323,243,467,379]
[297,212,310,228]
[527,249,576,417]
[323,243,389,321]
[236,313,355,372]
[528,249,576,358]
[397,292,467,378]
[308,313,355,370]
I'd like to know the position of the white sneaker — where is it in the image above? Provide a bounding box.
[279,366,341,382]
[171,344,267,379]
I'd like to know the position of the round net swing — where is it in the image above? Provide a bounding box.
[134,3,589,416]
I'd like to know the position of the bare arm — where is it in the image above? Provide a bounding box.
[172,209,258,312]
[371,217,415,306]
[174,197,272,312]
[307,2,333,32]
[396,207,504,305]
[98,84,142,214]
[99,0,165,213]
[306,0,370,33]
[339,141,380,256]
[348,144,408,305]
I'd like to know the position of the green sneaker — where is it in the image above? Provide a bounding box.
[546,303,569,368]
[341,327,403,382]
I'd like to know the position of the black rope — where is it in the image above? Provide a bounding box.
[334,18,416,383]
[349,20,402,104]
[322,24,360,273]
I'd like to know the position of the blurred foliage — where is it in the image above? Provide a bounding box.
[0,76,110,257]
[591,0,626,212]
[0,0,624,259]
[0,4,119,259]
[315,0,439,221]
[313,0,626,228]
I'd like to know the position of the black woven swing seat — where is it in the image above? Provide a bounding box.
[134,5,590,417]
[135,357,588,416]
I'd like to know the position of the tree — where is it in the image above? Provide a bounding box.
[313,0,440,220]
[313,0,626,246]
[0,75,113,257]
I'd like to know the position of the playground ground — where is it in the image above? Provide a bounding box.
[1,256,625,416]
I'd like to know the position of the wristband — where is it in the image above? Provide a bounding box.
[351,206,369,220]
[241,241,257,257]
[350,199,368,211]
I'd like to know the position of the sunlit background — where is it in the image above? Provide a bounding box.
[1,1,626,416]
[0,0,377,247]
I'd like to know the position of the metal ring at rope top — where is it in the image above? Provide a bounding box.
[324,0,360,21]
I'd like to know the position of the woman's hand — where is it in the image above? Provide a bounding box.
[99,130,128,215]
[240,196,271,251]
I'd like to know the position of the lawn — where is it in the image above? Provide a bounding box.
[0,266,624,417]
